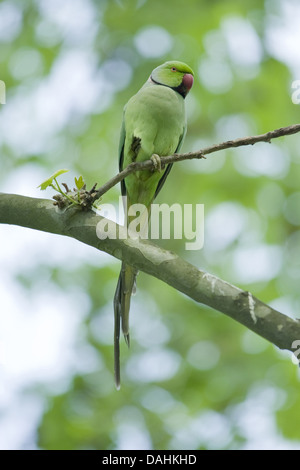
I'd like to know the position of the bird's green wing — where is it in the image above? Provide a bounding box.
[118,111,127,198]
[154,124,186,198]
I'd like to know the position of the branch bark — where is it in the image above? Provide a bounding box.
[1,192,299,356]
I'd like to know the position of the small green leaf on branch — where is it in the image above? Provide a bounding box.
[75,175,85,190]
[38,169,69,190]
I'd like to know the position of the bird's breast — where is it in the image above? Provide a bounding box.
[125,85,185,157]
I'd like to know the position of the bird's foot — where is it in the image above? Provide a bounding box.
[151,154,162,172]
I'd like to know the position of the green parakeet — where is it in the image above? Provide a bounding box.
[114,60,194,388]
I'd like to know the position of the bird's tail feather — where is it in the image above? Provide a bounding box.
[113,262,137,389]
[113,200,151,388]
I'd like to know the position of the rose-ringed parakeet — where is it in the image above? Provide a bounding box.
[114,60,194,388]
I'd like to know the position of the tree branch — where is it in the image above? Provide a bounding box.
[93,123,300,200]
[1,192,299,357]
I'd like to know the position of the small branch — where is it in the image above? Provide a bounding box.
[92,123,300,201]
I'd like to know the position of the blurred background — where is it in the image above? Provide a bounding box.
[1,0,300,450]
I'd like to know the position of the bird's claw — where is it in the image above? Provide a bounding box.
[151,154,162,172]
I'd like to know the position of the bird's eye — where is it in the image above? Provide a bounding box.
[171,67,177,72]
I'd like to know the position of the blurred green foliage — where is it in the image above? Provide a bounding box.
[1,0,300,450]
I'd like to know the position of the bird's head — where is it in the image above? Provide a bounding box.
[150,61,194,98]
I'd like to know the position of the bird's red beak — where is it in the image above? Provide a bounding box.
[182,73,194,91]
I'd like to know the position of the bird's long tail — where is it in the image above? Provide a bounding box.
[113,261,137,389]
[113,198,151,389]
